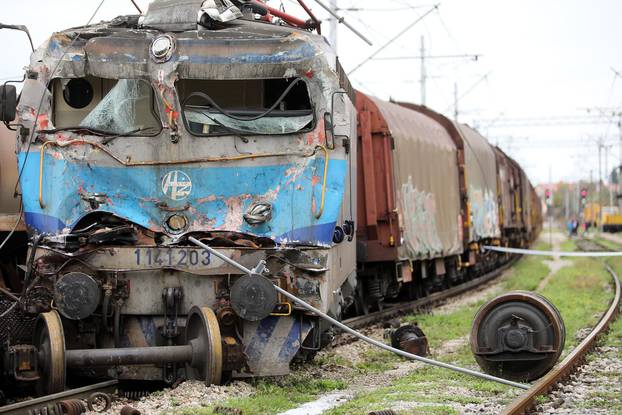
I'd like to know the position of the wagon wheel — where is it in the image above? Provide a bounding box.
[185,306,223,385]
[470,291,565,382]
[34,310,66,395]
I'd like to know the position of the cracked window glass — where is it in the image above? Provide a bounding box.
[52,77,161,135]
[177,77,314,136]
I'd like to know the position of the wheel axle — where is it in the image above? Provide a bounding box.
[65,344,194,367]
[470,291,565,382]
[33,306,223,396]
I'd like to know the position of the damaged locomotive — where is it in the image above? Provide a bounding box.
[0,0,542,399]
[0,0,358,395]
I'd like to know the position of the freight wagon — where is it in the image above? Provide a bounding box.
[0,0,541,398]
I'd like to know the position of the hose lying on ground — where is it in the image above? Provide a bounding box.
[188,236,529,390]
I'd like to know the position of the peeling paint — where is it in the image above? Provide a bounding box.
[13,10,358,329]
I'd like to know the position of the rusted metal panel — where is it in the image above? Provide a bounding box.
[531,184,542,235]
[507,154,524,229]
[521,170,532,232]
[494,147,525,232]
[455,124,500,241]
[355,92,398,262]
[0,124,20,216]
[356,93,462,261]
[494,147,513,230]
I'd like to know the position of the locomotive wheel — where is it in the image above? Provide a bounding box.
[34,310,66,395]
[185,306,223,385]
[470,291,565,382]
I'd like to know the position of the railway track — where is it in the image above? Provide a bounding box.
[0,256,520,413]
[501,238,621,415]
[0,380,117,415]
[342,256,519,330]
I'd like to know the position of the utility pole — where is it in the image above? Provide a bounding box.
[454,82,458,120]
[590,169,594,206]
[618,113,622,210]
[548,164,553,245]
[605,144,613,206]
[598,139,603,232]
[329,0,337,51]
[565,185,569,221]
[420,35,426,105]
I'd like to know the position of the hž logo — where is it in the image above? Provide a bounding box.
[162,170,192,201]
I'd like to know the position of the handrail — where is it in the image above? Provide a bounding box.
[314,145,329,219]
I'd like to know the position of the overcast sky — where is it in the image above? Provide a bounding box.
[2,0,622,184]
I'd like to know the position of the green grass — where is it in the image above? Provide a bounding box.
[595,235,622,251]
[313,353,353,369]
[182,237,619,415]
[501,251,551,292]
[174,376,347,415]
[538,256,611,351]
[558,238,577,252]
[354,349,400,373]
[325,366,505,415]
[327,239,617,414]
[570,255,622,414]
[326,251,557,414]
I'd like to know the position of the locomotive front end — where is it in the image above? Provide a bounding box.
[7,3,356,393]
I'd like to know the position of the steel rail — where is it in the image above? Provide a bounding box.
[0,380,118,415]
[501,241,621,415]
[343,256,519,329]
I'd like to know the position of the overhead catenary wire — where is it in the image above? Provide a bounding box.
[188,236,530,390]
[129,0,143,14]
[309,0,373,45]
[443,71,491,114]
[347,4,440,76]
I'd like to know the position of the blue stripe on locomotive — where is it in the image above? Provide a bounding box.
[17,151,346,246]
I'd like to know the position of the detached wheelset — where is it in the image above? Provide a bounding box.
[470,291,565,382]
[33,306,223,395]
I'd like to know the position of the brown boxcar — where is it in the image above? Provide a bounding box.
[356,93,462,263]
[520,169,532,235]
[494,146,525,243]
[455,124,500,243]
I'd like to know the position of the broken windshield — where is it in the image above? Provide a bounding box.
[177,77,315,136]
[51,77,161,135]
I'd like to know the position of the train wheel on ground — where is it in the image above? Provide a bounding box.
[185,306,223,385]
[470,291,565,382]
[34,310,66,395]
